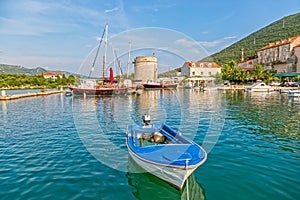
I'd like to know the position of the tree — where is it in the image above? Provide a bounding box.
[222,60,237,81]
[67,74,75,85]
[251,64,265,80]
[61,74,68,85]
[294,76,300,82]
[214,72,222,84]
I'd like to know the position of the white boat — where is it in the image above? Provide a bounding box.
[126,115,207,190]
[280,89,290,93]
[245,81,274,92]
[143,79,178,89]
[203,86,218,91]
[288,90,300,97]
[127,156,205,199]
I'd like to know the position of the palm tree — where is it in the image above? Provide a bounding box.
[222,60,237,81]
[252,64,265,80]
[239,70,248,83]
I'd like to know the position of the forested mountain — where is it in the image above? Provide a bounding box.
[201,12,300,65]
[0,64,76,77]
[0,64,47,75]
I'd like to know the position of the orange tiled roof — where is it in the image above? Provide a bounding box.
[43,72,63,77]
[185,62,221,68]
[294,43,300,48]
[258,35,300,51]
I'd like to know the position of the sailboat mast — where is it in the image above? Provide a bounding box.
[126,42,131,78]
[103,23,108,79]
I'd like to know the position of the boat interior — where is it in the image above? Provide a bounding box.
[130,124,188,147]
[137,131,170,146]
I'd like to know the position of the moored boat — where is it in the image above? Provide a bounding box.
[126,114,207,190]
[245,81,274,92]
[65,91,73,96]
[69,24,136,96]
[69,78,128,96]
[143,79,177,89]
[203,86,218,91]
[288,90,300,97]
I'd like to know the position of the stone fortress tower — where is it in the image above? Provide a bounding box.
[133,56,158,83]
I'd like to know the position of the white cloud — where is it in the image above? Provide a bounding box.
[105,7,119,13]
[131,2,176,12]
[0,1,130,36]
[174,38,198,48]
[3,55,83,73]
[198,35,238,53]
[224,36,237,40]
[199,40,222,48]
[174,35,238,55]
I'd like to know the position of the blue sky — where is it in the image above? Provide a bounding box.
[0,0,299,75]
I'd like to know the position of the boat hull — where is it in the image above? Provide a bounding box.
[288,90,300,97]
[126,140,196,190]
[245,81,274,92]
[143,83,177,89]
[246,88,275,92]
[125,123,207,190]
[69,86,127,95]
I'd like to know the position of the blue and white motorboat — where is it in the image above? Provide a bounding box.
[126,115,207,190]
[288,90,300,97]
[245,81,274,92]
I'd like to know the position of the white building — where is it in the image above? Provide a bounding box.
[181,62,221,77]
[42,72,64,79]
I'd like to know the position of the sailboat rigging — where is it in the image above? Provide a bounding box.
[69,24,135,96]
[88,25,106,78]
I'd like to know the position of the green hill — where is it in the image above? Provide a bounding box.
[0,64,47,75]
[0,64,75,77]
[202,12,300,65]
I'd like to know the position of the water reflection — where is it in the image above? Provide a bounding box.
[1,101,7,118]
[133,90,183,126]
[126,156,206,200]
[224,91,300,152]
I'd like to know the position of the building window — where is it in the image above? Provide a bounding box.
[201,72,203,75]
[209,72,212,76]
[192,71,195,76]
[282,48,287,61]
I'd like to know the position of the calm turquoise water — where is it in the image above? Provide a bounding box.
[0,90,299,200]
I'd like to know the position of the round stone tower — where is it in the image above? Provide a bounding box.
[133,56,157,83]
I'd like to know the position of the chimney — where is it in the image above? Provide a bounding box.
[241,48,245,62]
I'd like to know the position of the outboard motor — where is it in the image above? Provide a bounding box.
[142,114,151,126]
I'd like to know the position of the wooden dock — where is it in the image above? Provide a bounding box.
[219,85,246,90]
[0,90,66,101]
[218,85,299,91]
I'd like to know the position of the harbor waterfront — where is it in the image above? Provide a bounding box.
[0,89,65,101]
[0,89,299,199]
